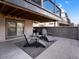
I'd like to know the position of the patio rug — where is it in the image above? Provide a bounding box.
[15,39,57,58]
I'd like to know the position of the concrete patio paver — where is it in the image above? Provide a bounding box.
[0,42,33,59]
[35,37,79,59]
[0,37,79,59]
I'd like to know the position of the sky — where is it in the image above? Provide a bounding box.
[54,0,79,24]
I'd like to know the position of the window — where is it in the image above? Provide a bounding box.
[7,21,16,36]
[6,20,24,37]
[17,22,24,36]
[32,0,42,6]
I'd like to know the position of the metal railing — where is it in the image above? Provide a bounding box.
[23,0,61,17]
[43,0,61,16]
[30,0,61,16]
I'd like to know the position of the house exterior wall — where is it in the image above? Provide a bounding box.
[24,20,33,38]
[0,16,33,42]
[33,21,59,27]
[0,18,5,42]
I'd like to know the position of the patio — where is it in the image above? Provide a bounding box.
[0,36,79,59]
[15,38,56,58]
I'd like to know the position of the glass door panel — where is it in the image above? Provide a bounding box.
[17,22,24,36]
[7,21,17,36]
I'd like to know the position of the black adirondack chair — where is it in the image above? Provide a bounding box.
[23,34,46,48]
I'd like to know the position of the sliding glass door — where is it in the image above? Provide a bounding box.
[6,20,24,38]
[7,21,17,36]
[17,22,24,36]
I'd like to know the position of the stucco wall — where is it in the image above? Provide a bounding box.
[0,18,5,42]
[24,20,33,38]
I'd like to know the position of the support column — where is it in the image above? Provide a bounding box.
[0,18,5,42]
[24,20,33,38]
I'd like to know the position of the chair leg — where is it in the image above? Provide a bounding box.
[35,41,39,48]
[23,43,30,47]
